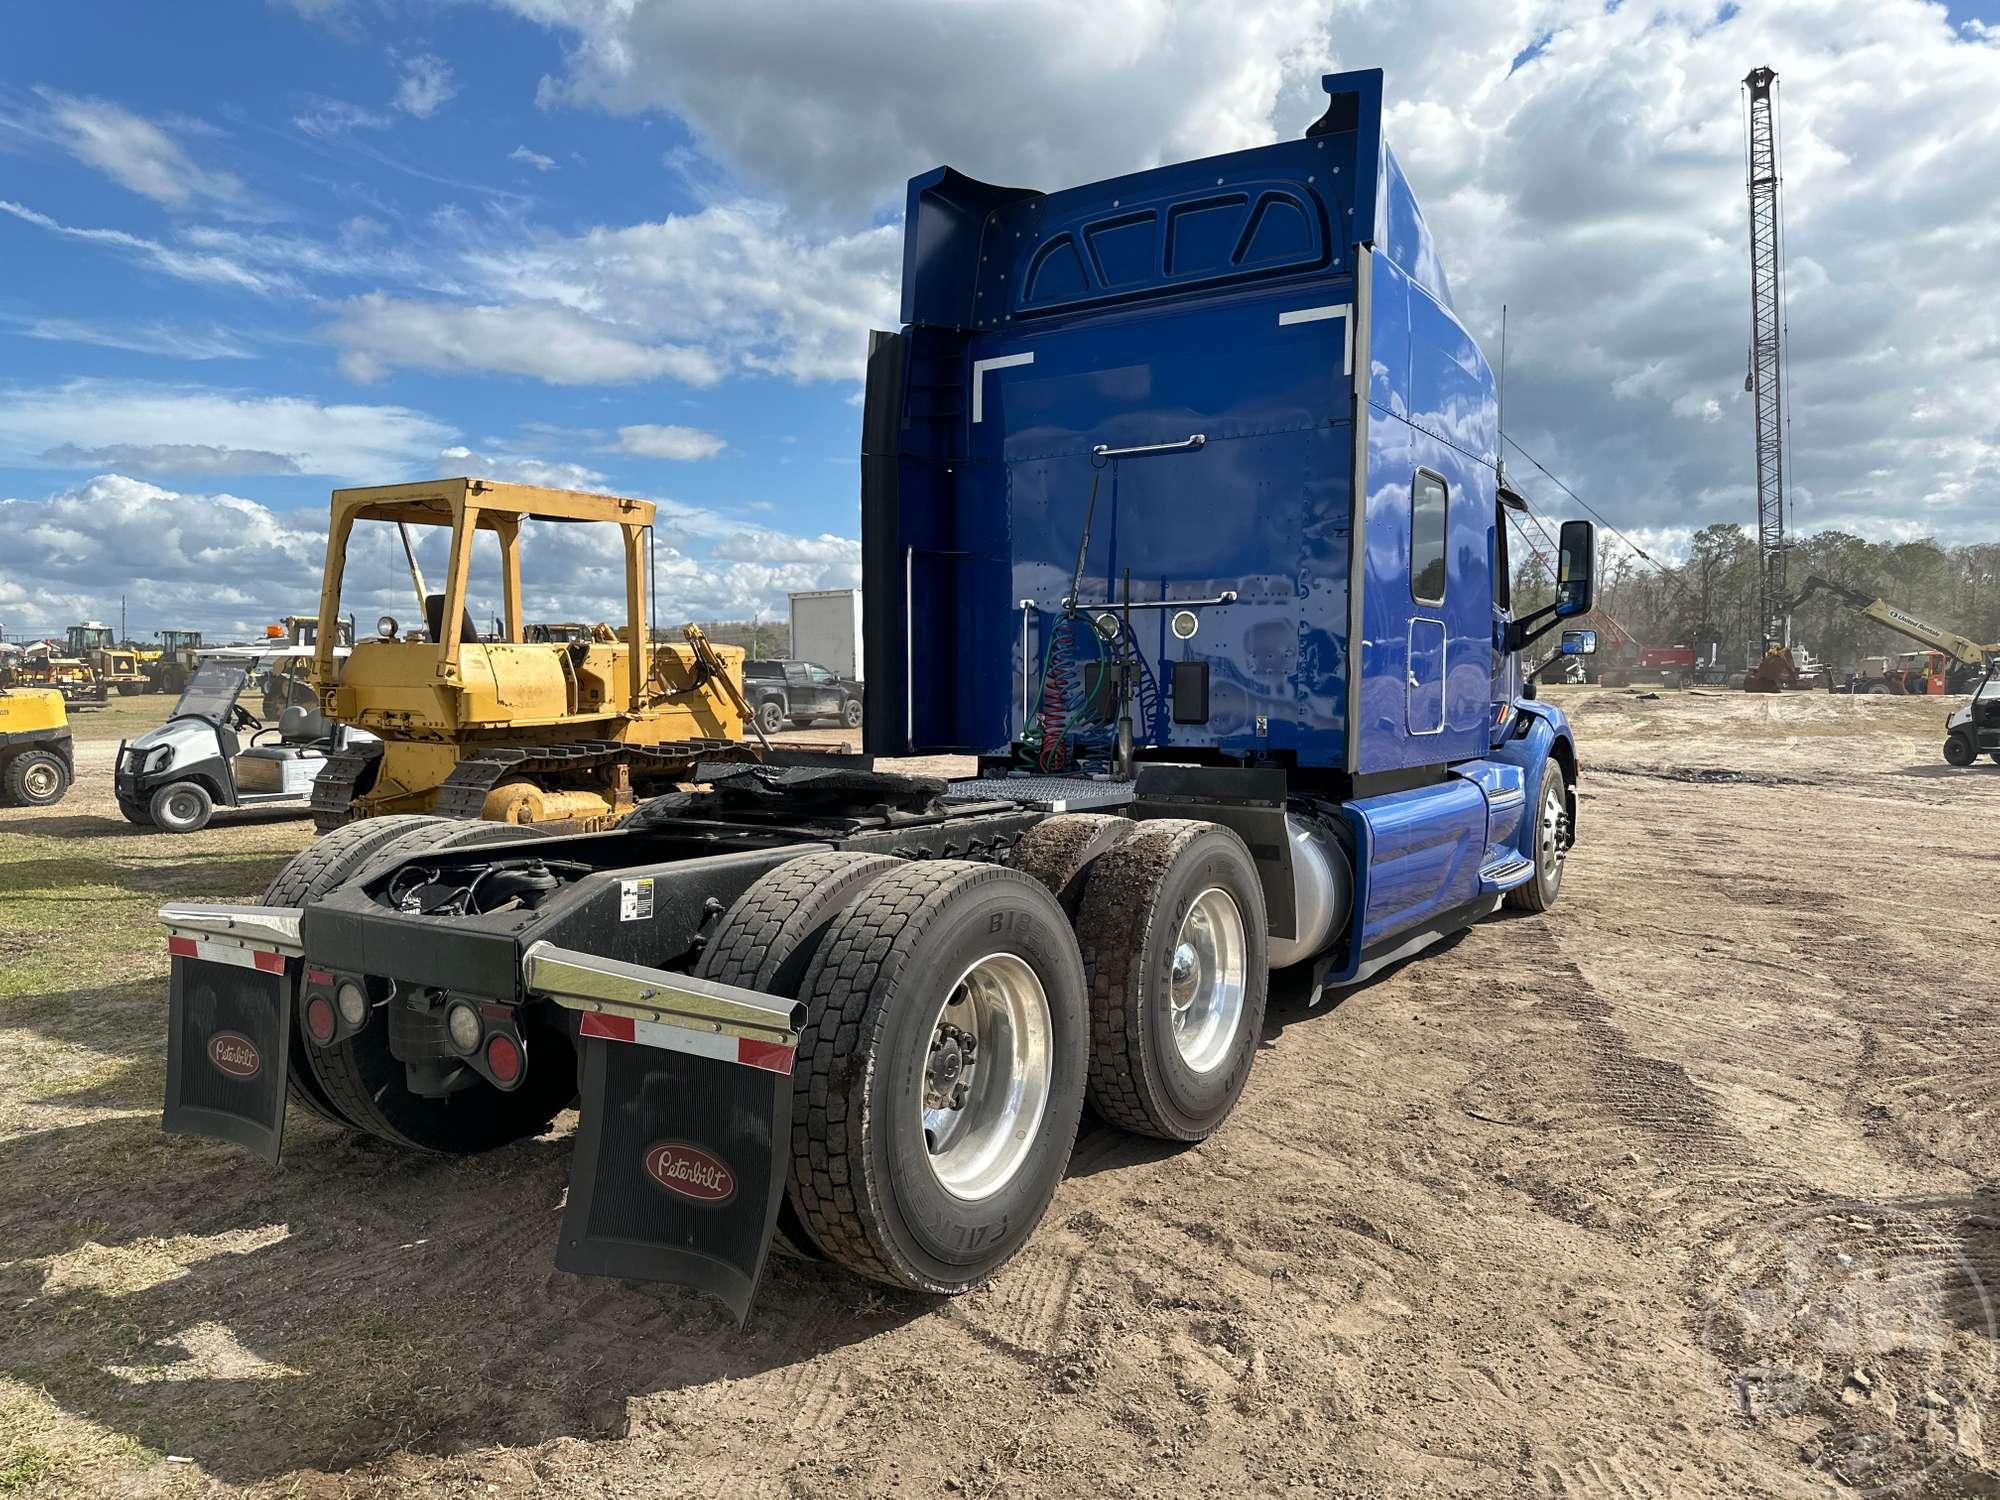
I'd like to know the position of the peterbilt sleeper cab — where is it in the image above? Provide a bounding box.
[158,70,1595,1321]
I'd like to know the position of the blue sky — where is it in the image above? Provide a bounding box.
[2,0,1996,639]
[3,1,867,530]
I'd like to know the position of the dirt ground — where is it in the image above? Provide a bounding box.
[2,687,1997,1497]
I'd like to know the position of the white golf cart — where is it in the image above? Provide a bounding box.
[114,648,373,833]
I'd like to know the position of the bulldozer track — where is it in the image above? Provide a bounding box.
[311,736,751,830]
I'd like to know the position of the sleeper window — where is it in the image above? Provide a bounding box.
[1412,471,1447,605]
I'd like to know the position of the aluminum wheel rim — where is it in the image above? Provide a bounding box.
[1168,888,1246,1073]
[21,762,58,799]
[921,953,1052,1202]
[1538,779,1568,878]
[165,790,202,827]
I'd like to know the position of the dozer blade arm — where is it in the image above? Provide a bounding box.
[682,623,770,754]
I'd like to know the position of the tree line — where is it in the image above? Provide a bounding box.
[1512,522,2000,669]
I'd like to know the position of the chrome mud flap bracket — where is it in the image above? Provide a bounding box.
[159,904,305,1164]
[524,942,804,1323]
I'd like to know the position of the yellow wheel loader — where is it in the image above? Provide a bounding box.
[0,686,74,807]
[306,478,756,832]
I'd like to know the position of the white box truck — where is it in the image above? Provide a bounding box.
[788,589,862,681]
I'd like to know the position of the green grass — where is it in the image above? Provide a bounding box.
[0,1440,61,1492]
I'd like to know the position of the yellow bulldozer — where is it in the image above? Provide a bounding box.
[306,477,757,832]
[66,623,151,695]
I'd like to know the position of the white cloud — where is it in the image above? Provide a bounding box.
[5,316,253,361]
[0,473,861,639]
[437,444,608,491]
[328,292,724,386]
[0,380,455,479]
[394,53,458,119]
[616,424,725,461]
[461,200,900,382]
[26,91,244,208]
[510,145,557,171]
[0,475,327,638]
[38,442,303,477]
[0,200,286,295]
[504,0,1333,221]
[294,95,393,138]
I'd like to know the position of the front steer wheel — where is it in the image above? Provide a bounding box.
[788,861,1089,1293]
[1505,761,1570,912]
[2,749,69,807]
[149,781,214,833]
[1943,734,1976,767]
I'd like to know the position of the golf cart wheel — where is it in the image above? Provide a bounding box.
[302,821,570,1153]
[757,700,786,736]
[1944,734,1976,767]
[1505,761,1570,913]
[149,781,214,834]
[789,861,1088,1293]
[262,813,456,1126]
[697,849,905,1258]
[2,750,69,808]
[1007,812,1136,913]
[1073,820,1269,1142]
[842,698,863,728]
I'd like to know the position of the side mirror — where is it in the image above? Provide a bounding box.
[1555,519,1595,618]
[1560,629,1598,656]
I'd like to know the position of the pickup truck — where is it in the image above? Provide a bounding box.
[743,659,864,734]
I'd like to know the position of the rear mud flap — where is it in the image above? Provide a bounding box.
[558,1025,792,1323]
[163,952,293,1163]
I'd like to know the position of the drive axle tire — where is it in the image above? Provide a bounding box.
[1073,821,1268,1142]
[1944,734,1976,767]
[697,849,905,1259]
[1505,762,1570,913]
[263,813,453,1127]
[1006,812,1136,913]
[149,781,214,834]
[301,820,570,1153]
[2,749,69,807]
[789,861,1088,1293]
[698,850,903,997]
[757,699,786,736]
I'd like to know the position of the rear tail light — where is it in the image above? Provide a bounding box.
[305,995,336,1044]
[485,1033,523,1088]
[335,981,369,1028]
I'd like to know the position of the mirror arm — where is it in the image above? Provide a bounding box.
[1505,602,1561,655]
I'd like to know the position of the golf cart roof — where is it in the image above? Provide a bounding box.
[329,477,655,529]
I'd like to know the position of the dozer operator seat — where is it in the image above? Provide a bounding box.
[424,593,480,648]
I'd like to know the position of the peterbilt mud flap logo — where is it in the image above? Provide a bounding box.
[643,1141,736,1205]
[208,1031,261,1080]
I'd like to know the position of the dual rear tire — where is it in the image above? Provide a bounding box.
[696,820,1271,1294]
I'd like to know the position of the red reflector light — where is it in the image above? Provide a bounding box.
[305,995,336,1043]
[167,935,197,959]
[485,1033,523,1086]
[305,966,335,987]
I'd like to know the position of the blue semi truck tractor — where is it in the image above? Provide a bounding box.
[156,70,1597,1319]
